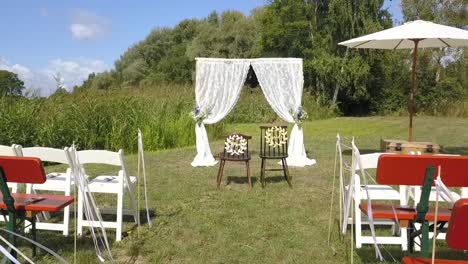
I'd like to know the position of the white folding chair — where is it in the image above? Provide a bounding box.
[0,144,19,193]
[345,140,408,250]
[76,149,138,241]
[15,146,73,236]
[337,137,402,225]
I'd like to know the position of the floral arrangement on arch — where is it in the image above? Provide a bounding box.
[224,134,247,155]
[265,126,288,148]
[292,106,308,124]
[190,105,208,124]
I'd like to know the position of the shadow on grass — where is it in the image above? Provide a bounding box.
[355,246,405,263]
[226,176,258,185]
[263,175,288,183]
[98,209,157,223]
[342,149,381,156]
[20,230,98,260]
[443,146,468,156]
[356,244,468,263]
[224,175,290,187]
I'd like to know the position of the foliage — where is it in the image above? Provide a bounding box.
[0,70,25,96]
[0,84,339,152]
[223,88,338,124]
[73,0,466,117]
[0,85,225,152]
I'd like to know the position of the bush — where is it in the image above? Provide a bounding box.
[0,85,222,152]
[224,88,338,123]
[0,84,338,152]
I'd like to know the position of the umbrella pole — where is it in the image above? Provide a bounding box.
[409,39,420,142]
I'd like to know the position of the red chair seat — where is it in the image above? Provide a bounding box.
[360,203,452,222]
[402,257,468,264]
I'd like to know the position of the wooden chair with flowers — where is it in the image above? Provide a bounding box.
[259,126,291,188]
[217,133,252,189]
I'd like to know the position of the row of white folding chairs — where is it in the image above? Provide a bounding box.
[0,144,138,241]
[337,136,467,251]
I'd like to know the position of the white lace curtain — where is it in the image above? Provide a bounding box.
[191,59,251,167]
[192,58,316,167]
[251,59,316,166]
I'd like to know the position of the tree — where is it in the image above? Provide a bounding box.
[401,0,467,112]
[0,70,25,96]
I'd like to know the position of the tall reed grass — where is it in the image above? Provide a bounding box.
[0,84,337,153]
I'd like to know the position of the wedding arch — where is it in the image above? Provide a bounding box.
[191,57,316,167]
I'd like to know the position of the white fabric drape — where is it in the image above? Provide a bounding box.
[251,58,316,167]
[191,58,251,167]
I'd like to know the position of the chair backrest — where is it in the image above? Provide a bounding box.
[0,145,17,156]
[357,153,387,170]
[77,150,123,166]
[77,149,133,188]
[446,198,468,250]
[352,140,396,170]
[0,156,46,184]
[17,146,70,164]
[222,133,251,160]
[259,126,288,158]
[376,154,468,187]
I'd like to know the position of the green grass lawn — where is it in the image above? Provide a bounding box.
[23,117,468,263]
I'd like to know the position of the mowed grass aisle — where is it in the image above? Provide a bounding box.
[37,117,468,263]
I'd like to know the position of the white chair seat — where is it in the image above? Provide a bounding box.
[87,175,137,193]
[32,173,89,192]
[32,173,69,191]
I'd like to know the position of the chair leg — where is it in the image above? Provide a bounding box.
[282,158,292,188]
[77,190,84,236]
[216,160,222,188]
[246,161,252,190]
[217,160,225,189]
[260,159,265,188]
[63,205,70,236]
[32,217,37,257]
[354,195,362,248]
[116,192,123,242]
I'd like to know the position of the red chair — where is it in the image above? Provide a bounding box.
[402,198,468,263]
[359,155,468,257]
[0,156,74,258]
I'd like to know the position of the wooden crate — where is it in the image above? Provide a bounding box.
[380,139,442,154]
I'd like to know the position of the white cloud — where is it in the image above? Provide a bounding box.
[0,57,109,96]
[70,10,110,40]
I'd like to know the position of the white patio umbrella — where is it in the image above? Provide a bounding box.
[339,20,468,141]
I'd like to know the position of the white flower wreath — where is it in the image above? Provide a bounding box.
[224,134,248,155]
[265,126,288,148]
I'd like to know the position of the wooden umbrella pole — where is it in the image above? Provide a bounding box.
[409,39,420,142]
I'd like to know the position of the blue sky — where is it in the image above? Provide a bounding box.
[0,0,402,95]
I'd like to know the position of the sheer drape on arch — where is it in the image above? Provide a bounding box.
[251,59,316,167]
[191,58,251,167]
[191,57,316,167]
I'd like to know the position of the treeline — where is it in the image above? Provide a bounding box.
[75,0,467,116]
